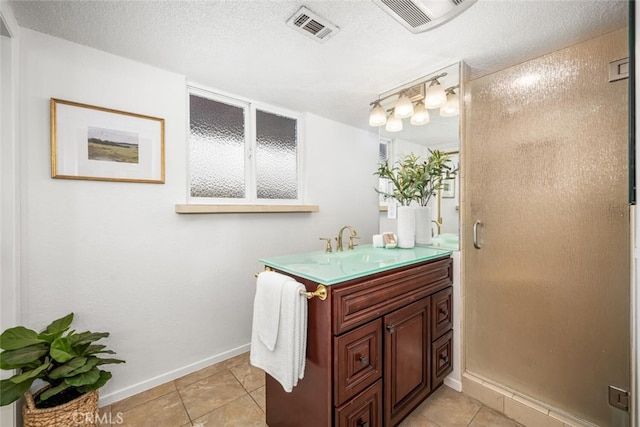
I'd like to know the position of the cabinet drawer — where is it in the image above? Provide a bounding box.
[432,330,453,387]
[431,286,453,340]
[334,319,383,406]
[333,257,452,335]
[335,380,383,427]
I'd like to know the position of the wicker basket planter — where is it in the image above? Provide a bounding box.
[22,388,99,427]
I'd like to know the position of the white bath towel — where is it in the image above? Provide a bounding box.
[250,271,307,392]
[253,271,286,351]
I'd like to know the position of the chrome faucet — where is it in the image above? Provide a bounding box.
[336,226,358,251]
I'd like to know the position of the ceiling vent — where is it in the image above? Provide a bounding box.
[374,0,478,34]
[286,6,340,43]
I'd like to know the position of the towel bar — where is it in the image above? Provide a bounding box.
[300,284,327,301]
[255,267,327,301]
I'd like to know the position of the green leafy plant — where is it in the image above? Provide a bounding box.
[411,149,457,206]
[375,153,420,206]
[0,313,124,408]
[375,150,456,206]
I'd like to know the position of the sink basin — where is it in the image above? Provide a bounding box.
[309,249,402,265]
[260,244,452,285]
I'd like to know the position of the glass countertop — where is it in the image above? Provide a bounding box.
[259,244,453,285]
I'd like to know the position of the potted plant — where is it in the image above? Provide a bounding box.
[0,313,124,426]
[375,150,456,246]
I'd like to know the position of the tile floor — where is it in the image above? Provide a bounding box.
[99,352,523,427]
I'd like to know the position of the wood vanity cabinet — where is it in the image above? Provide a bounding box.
[264,256,453,427]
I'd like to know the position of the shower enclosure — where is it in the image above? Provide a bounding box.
[463,28,631,426]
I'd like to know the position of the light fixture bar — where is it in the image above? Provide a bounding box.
[368,72,455,128]
[368,72,447,107]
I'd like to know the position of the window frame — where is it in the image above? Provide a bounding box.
[187,84,304,206]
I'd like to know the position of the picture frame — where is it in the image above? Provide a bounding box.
[441,178,455,198]
[51,98,165,183]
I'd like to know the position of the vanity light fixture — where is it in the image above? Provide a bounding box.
[368,72,457,128]
[369,101,387,126]
[410,100,430,125]
[393,91,414,119]
[385,109,403,132]
[424,79,447,109]
[440,86,460,117]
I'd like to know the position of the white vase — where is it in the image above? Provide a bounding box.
[414,206,432,245]
[396,205,415,248]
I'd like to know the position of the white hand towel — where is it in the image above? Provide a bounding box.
[250,271,307,393]
[254,271,286,351]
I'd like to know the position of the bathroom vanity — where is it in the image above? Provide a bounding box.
[259,245,453,427]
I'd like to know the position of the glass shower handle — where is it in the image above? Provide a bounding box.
[473,220,483,249]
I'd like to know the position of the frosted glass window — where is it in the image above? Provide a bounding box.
[379,140,388,163]
[188,88,301,204]
[378,140,389,204]
[189,94,246,198]
[255,110,297,199]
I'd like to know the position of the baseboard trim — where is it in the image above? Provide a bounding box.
[461,372,600,427]
[98,343,251,406]
[444,376,462,392]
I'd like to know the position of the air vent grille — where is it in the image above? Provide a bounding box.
[286,6,340,43]
[380,0,431,28]
[293,14,310,27]
[374,0,477,34]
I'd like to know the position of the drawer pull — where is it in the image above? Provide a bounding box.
[357,420,368,427]
[386,324,395,334]
[439,307,449,316]
[358,355,369,365]
[440,354,449,364]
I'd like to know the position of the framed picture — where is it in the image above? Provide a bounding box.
[441,178,455,198]
[51,98,165,183]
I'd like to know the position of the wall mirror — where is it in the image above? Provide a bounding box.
[376,62,461,250]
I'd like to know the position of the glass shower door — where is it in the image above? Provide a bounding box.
[463,28,630,426]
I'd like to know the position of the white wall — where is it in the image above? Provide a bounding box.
[17,28,379,406]
[0,1,20,425]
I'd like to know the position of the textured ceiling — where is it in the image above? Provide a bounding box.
[8,0,629,131]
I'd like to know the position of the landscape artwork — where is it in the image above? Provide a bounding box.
[51,98,165,183]
[442,178,455,198]
[88,126,139,164]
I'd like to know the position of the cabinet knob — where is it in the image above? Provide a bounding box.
[358,355,369,365]
[386,324,395,334]
[440,354,449,364]
[357,420,368,427]
[439,307,449,317]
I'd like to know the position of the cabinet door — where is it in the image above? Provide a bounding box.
[335,380,383,427]
[384,297,431,427]
[334,319,383,406]
[432,330,453,388]
[431,286,452,340]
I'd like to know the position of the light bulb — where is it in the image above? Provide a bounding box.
[369,101,387,127]
[424,80,447,109]
[440,92,459,117]
[393,92,414,119]
[410,101,430,125]
[385,114,403,132]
